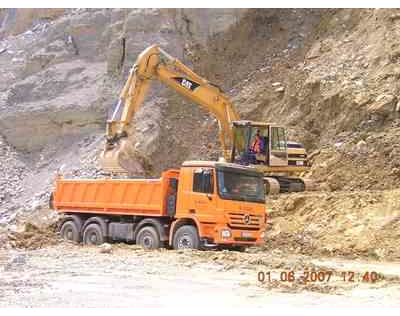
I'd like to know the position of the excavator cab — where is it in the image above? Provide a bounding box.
[231,121,313,194]
[231,121,289,167]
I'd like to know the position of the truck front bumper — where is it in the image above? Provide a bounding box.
[211,226,266,245]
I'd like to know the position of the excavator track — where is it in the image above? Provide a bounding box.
[264,176,316,195]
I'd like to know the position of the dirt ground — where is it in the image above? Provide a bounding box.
[1,243,400,307]
[264,189,400,261]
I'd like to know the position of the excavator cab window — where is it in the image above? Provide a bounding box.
[271,127,287,151]
[232,126,251,164]
[249,128,268,154]
[232,125,268,166]
[249,127,268,165]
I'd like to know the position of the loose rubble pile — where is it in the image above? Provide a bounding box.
[0,136,28,225]
[265,190,400,261]
[309,122,400,191]
[7,222,60,250]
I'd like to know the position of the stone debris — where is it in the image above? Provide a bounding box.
[99,243,113,254]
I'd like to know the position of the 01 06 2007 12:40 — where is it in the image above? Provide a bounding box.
[257,270,381,283]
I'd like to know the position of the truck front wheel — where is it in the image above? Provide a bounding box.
[83,223,104,246]
[60,221,80,243]
[173,225,200,250]
[136,226,160,250]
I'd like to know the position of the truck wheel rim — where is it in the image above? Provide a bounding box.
[178,234,192,248]
[89,231,98,244]
[142,235,153,248]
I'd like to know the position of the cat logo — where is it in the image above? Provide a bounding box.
[181,78,192,89]
[173,77,200,91]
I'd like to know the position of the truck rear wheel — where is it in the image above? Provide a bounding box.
[173,225,199,250]
[60,221,80,243]
[83,223,104,246]
[136,226,160,250]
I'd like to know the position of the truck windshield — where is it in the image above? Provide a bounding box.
[217,169,265,203]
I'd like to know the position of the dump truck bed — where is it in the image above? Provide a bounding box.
[53,171,177,217]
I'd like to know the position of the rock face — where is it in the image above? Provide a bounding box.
[0,8,248,225]
[1,61,107,151]
[0,8,246,152]
[168,9,244,46]
[0,9,65,36]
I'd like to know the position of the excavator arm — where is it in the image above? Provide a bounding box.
[101,44,240,173]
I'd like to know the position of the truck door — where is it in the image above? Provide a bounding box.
[186,168,217,222]
[269,126,289,166]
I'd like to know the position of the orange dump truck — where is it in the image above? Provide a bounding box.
[50,161,266,250]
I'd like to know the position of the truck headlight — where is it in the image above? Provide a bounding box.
[260,231,266,239]
[221,229,231,239]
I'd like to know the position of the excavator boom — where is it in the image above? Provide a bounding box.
[100,45,240,173]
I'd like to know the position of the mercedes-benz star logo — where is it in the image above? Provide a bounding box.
[244,214,251,225]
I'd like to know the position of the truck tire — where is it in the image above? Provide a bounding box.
[136,226,160,250]
[60,221,80,243]
[173,225,200,250]
[83,223,104,246]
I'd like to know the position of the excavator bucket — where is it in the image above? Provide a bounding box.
[99,139,147,175]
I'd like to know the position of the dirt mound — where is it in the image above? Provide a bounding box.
[7,222,60,250]
[208,8,400,192]
[308,123,400,191]
[265,189,400,261]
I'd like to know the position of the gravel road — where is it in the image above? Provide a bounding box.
[1,244,400,307]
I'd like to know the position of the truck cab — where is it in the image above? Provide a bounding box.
[171,161,266,248]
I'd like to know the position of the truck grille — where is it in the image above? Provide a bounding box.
[234,237,257,242]
[228,213,261,229]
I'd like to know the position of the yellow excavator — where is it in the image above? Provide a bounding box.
[100,45,314,194]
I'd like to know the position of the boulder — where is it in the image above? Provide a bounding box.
[367,94,397,116]
[306,41,321,59]
[396,100,400,112]
[355,140,368,154]
[99,243,113,254]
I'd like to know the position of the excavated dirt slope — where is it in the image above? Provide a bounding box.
[265,190,400,261]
